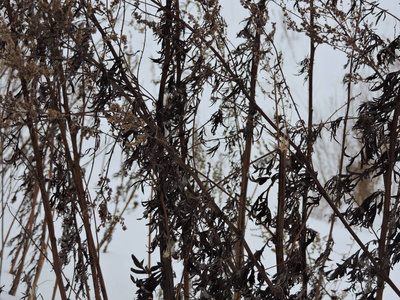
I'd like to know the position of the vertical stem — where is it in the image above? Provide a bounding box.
[183,270,190,300]
[51,66,108,299]
[307,0,315,161]
[301,0,315,296]
[42,3,109,294]
[156,1,174,298]
[148,186,153,277]
[31,125,56,298]
[17,74,67,300]
[314,56,354,299]
[7,200,25,274]
[376,102,400,299]
[31,221,48,298]
[274,69,286,278]
[26,117,67,300]
[172,2,190,297]
[234,5,263,298]
[58,112,106,300]
[72,204,92,299]
[51,280,58,300]
[276,148,287,275]
[235,96,254,268]
[0,113,4,289]
[9,182,39,296]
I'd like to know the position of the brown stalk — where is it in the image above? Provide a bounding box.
[307,2,315,161]
[234,3,264,299]
[8,221,22,274]
[25,113,68,300]
[6,188,34,275]
[51,280,58,300]
[154,0,174,297]
[1,5,38,291]
[8,130,49,282]
[376,102,400,299]
[9,181,39,295]
[40,52,106,298]
[30,220,49,300]
[10,61,67,300]
[314,54,355,299]
[9,226,31,295]
[55,82,108,300]
[43,14,108,292]
[30,123,58,299]
[0,106,5,288]
[170,1,190,296]
[299,1,315,295]
[74,215,92,300]
[148,186,154,276]
[234,42,254,283]
[276,147,287,276]
[27,3,108,297]
[2,196,22,271]
[274,69,286,278]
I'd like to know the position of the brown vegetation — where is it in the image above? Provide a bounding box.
[1,0,400,299]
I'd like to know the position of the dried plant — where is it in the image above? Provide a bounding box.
[1,0,400,299]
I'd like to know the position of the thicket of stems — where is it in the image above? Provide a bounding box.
[1,0,400,299]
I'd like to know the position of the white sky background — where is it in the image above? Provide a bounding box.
[1,0,400,299]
